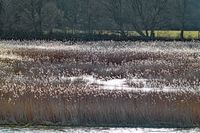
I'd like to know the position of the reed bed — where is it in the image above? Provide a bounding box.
[0,86,200,127]
[0,41,200,127]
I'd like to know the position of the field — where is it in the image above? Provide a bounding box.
[128,30,200,39]
[0,41,200,127]
[91,30,200,40]
[59,30,200,40]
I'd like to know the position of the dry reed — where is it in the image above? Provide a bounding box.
[0,41,199,127]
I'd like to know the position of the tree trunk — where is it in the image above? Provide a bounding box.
[180,0,186,40]
[180,30,184,40]
[145,30,149,37]
[36,1,44,36]
[30,0,38,34]
[150,30,155,39]
[0,0,3,34]
[38,9,42,35]
[120,30,126,38]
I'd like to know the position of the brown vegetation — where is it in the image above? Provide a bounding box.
[0,87,200,127]
[0,41,200,127]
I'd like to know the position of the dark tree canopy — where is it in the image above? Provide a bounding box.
[0,0,200,40]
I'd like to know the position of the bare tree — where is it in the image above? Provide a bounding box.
[7,0,64,34]
[0,0,3,17]
[29,0,38,33]
[57,0,80,34]
[36,0,46,34]
[0,0,199,40]
[129,0,169,39]
[13,0,40,33]
[175,0,188,40]
[102,0,127,37]
[0,0,3,32]
[42,1,64,33]
[85,0,92,34]
[25,0,47,34]
[68,0,79,34]
[78,0,101,35]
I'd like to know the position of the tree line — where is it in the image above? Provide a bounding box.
[0,0,200,40]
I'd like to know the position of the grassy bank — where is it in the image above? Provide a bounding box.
[129,30,200,40]
[0,30,200,41]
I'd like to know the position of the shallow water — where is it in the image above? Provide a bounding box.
[0,127,199,133]
[65,75,188,92]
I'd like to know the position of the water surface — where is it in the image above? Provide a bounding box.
[0,127,199,133]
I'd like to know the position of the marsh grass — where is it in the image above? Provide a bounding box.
[0,41,200,127]
[0,87,200,127]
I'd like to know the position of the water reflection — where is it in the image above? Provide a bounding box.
[0,127,199,133]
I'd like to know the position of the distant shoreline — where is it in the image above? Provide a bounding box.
[0,30,200,42]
